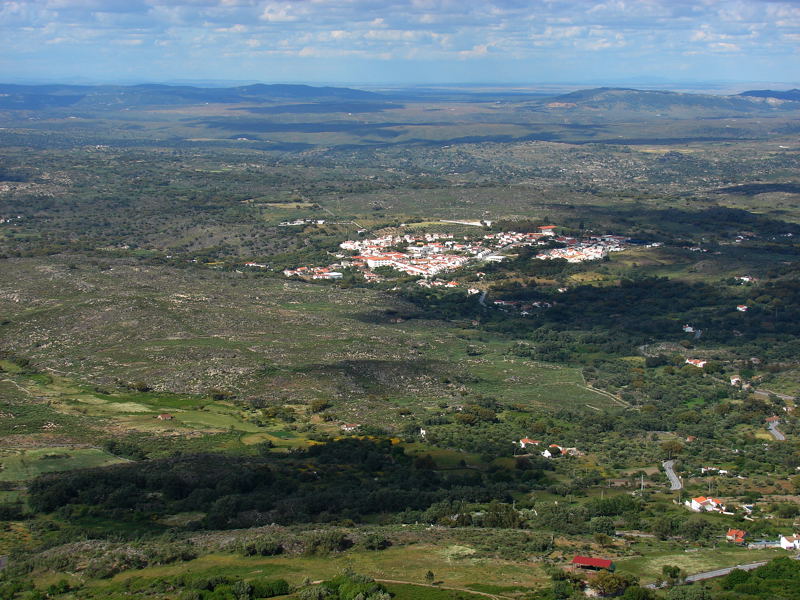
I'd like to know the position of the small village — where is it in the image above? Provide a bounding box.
[283,225,633,282]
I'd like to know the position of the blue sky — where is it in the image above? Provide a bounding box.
[1,0,799,86]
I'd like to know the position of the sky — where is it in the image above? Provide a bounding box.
[1,0,799,86]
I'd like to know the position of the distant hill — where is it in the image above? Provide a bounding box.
[739,89,800,102]
[541,87,799,115]
[0,82,381,110]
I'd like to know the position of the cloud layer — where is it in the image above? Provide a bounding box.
[1,0,799,83]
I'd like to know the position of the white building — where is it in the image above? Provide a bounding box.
[687,496,726,512]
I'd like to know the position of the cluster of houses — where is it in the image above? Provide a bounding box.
[416,279,464,289]
[282,265,344,280]
[284,226,569,282]
[683,357,754,389]
[517,438,583,458]
[0,215,22,225]
[279,218,326,227]
[726,528,800,551]
[493,299,553,314]
[281,225,639,282]
[535,234,629,263]
[688,494,800,545]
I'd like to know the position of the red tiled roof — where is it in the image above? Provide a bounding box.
[572,556,613,569]
[727,529,746,541]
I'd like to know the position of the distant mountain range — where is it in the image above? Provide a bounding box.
[0,83,380,110]
[739,88,800,101]
[1,82,799,115]
[544,87,800,114]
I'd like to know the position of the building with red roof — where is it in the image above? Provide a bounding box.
[518,437,541,448]
[726,529,746,544]
[571,556,615,571]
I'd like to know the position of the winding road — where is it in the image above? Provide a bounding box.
[767,420,786,441]
[662,459,682,491]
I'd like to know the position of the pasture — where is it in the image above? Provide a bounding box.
[0,447,126,482]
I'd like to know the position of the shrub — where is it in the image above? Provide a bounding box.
[251,578,290,598]
[237,535,283,557]
[303,530,352,555]
[361,533,391,550]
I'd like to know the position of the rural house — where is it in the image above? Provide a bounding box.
[571,556,615,572]
[779,534,800,550]
[688,496,726,512]
[726,529,746,544]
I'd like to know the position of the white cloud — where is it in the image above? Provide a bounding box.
[259,2,299,22]
[458,43,490,58]
[2,0,799,82]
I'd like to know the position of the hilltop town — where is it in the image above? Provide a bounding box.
[282,224,632,283]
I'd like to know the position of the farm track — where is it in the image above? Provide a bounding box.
[376,578,511,600]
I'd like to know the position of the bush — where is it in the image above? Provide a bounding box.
[361,533,391,551]
[251,578,290,598]
[298,584,335,600]
[237,535,283,557]
[303,530,353,555]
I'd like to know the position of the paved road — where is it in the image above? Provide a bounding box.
[685,562,768,583]
[478,290,487,307]
[768,421,786,441]
[644,562,767,589]
[662,459,682,490]
[753,388,796,401]
[644,554,800,589]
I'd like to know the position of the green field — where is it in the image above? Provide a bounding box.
[105,545,548,594]
[0,447,126,481]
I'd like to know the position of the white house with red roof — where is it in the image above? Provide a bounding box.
[688,496,726,512]
[685,358,707,368]
[518,437,541,449]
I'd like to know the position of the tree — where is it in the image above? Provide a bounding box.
[661,565,686,587]
[660,441,684,459]
[310,399,331,413]
[622,588,656,600]
[590,516,616,536]
[680,515,713,541]
[665,585,712,600]
[590,571,636,597]
[721,568,750,590]
[233,580,253,600]
[593,533,613,547]
[424,571,435,585]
